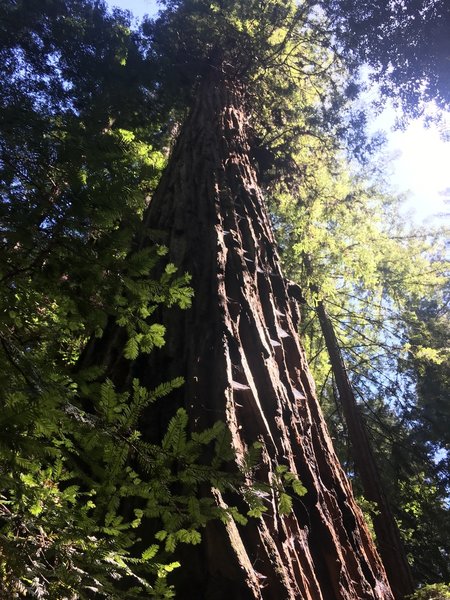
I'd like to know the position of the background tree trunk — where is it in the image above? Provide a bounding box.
[315,299,415,599]
[87,73,395,599]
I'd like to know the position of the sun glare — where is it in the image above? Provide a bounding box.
[386,117,450,222]
[369,101,450,223]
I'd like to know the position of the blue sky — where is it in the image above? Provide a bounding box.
[370,103,450,223]
[109,0,159,19]
[107,0,450,224]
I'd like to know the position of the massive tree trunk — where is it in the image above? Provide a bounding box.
[315,299,415,599]
[86,72,394,598]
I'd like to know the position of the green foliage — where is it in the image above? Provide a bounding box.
[408,584,450,600]
[355,496,380,542]
[403,289,450,454]
[0,371,252,598]
[241,460,307,519]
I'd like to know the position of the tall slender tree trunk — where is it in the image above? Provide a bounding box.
[85,72,394,598]
[315,299,415,599]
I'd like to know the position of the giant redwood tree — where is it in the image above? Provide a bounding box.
[82,1,398,597]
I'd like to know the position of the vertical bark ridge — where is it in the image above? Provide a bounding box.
[114,75,394,598]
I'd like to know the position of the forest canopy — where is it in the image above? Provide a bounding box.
[0,1,448,598]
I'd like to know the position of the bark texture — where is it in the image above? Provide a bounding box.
[89,73,395,599]
[316,300,415,599]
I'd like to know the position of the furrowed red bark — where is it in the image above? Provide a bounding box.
[88,72,395,598]
[315,299,415,599]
